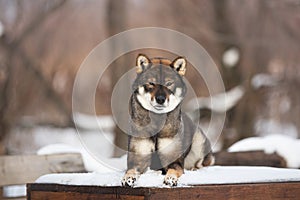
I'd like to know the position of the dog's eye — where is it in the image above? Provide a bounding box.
[165,81,174,87]
[145,82,155,91]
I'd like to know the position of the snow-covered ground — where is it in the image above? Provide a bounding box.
[36,166,300,188]
[229,134,300,168]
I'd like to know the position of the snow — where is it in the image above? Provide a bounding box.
[3,185,26,198]
[255,118,298,138]
[73,112,115,131]
[38,143,81,155]
[38,143,127,172]
[0,20,4,37]
[222,47,240,68]
[36,166,300,187]
[187,85,244,113]
[8,124,115,156]
[229,134,300,168]
[251,73,279,89]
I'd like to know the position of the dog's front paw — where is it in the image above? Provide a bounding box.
[122,175,137,187]
[163,174,178,187]
[122,169,140,187]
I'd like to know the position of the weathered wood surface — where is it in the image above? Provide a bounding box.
[0,153,85,186]
[3,197,25,200]
[214,151,287,168]
[27,182,300,200]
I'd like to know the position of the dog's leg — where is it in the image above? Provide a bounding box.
[122,138,154,187]
[163,160,184,186]
[200,152,215,167]
[156,137,185,186]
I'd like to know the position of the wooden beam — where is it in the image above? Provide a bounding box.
[27,182,300,200]
[0,154,85,186]
[214,151,287,168]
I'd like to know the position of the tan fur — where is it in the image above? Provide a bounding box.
[166,168,183,178]
[151,58,172,66]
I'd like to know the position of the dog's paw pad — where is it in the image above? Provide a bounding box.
[122,176,137,187]
[163,174,178,187]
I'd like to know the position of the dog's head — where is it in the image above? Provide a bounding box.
[132,54,187,114]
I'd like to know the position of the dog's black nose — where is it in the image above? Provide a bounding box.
[155,95,166,104]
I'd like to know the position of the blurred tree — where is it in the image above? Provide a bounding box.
[106,0,130,157]
[0,0,70,154]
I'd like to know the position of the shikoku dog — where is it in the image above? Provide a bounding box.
[122,54,214,187]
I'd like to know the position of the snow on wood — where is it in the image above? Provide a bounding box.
[3,184,26,198]
[35,166,300,188]
[37,143,127,173]
[229,134,300,168]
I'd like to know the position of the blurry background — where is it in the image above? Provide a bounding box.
[0,0,300,157]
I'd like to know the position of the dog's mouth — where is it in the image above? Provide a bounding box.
[150,102,167,111]
[153,105,165,110]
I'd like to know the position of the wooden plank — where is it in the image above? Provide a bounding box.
[0,154,85,186]
[30,191,144,200]
[214,151,287,168]
[27,182,300,200]
[147,182,300,200]
[27,184,149,199]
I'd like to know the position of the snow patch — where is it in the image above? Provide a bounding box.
[36,166,300,187]
[0,21,4,37]
[38,143,127,173]
[3,185,26,198]
[38,143,80,155]
[222,47,240,68]
[187,85,244,113]
[73,112,115,131]
[229,134,300,168]
[251,73,279,89]
[255,119,298,138]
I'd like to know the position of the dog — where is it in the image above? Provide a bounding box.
[122,54,214,187]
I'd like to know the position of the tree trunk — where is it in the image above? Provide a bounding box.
[106,0,130,157]
[212,0,254,149]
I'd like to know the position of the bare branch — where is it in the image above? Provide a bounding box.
[13,0,67,48]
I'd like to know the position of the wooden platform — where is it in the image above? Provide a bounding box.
[27,182,300,200]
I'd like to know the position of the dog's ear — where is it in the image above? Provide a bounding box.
[136,54,151,74]
[171,57,186,76]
